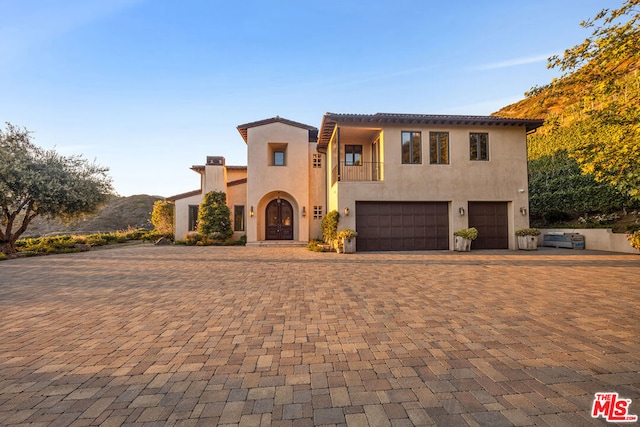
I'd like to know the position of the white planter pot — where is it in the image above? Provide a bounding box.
[342,237,356,254]
[518,235,538,250]
[454,236,472,252]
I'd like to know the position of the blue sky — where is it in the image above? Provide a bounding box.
[1,0,606,197]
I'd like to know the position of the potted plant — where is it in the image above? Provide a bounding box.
[337,229,358,254]
[454,228,477,252]
[515,228,541,250]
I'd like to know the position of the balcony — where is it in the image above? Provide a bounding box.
[332,161,382,183]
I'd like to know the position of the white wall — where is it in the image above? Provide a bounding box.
[174,193,202,240]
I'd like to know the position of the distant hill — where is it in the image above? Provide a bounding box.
[25,194,163,237]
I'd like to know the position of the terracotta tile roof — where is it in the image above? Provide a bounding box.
[191,164,247,172]
[166,189,201,201]
[318,112,545,147]
[237,116,318,143]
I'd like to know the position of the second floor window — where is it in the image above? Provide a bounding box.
[274,151,285,166]
[430,132,449,164]
[401,131,421,164]
[470,133,489,161]
[345,145,362,165]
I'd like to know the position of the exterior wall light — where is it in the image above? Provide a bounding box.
[250,206,254,217]
[302,206,306,217]
[343,207,350,216]
[520,207,527,215]
[458,207,465,216]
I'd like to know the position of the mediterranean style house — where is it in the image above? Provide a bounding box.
[168,113,544,251]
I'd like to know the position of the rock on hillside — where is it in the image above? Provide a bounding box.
[25,195,164,237]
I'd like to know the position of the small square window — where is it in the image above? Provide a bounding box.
[313,206,323,220]
[269,143,288,166]
[274,151,285,166]
[313,154,322,168]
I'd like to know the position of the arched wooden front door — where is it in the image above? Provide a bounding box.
[265,199,293,240]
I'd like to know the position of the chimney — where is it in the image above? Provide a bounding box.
[206,156,225,166]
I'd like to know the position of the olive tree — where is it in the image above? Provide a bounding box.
[0,123,113,254]
[151,200,175,236]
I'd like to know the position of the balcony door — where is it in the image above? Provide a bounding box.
[266,199,294,240]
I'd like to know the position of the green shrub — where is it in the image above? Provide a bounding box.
[337,229,357,240]
[17,235,77,253]
[307,239,325,252]
[528,152,633,224]
[628,230,640,250]
[321,210,340,243]
[151,200,175,235]
[84,234,108,246]
[542,209,572,225]
[515,228,541,237]
[626,223,640,233]
[454,228,478,240]
[123,228,149,240]
[197,191,233,240]
[184,232,210,246]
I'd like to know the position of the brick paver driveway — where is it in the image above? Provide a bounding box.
[1,245,638,426]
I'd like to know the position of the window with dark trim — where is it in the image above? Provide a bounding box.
[345,145,362,165]
[429,132,449,164]
[234,205,245,231]
[269,143,288,166]
[470,133,489,161]
[188,205,199,231]
[401,131,421,164]
[274,151,285,166]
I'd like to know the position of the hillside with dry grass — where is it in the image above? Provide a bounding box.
[25,194,162,237]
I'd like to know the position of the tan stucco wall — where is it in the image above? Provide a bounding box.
[308,146,325,240]
[330,124,531,250]
[245,122,314,242]
[174,165,248,241]
[227,181,247,240]
[203,164,226,194]
[227,168,247,183]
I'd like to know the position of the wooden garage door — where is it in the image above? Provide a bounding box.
[468,202,508,249]
[355,202,449,251]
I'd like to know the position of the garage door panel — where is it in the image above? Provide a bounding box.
[356,202,449,251]
[468,202,508,249]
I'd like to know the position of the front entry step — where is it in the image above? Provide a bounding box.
[246,241,307,248]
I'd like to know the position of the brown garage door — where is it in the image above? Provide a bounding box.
[468,202,508,249]
[355,202,449,251]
